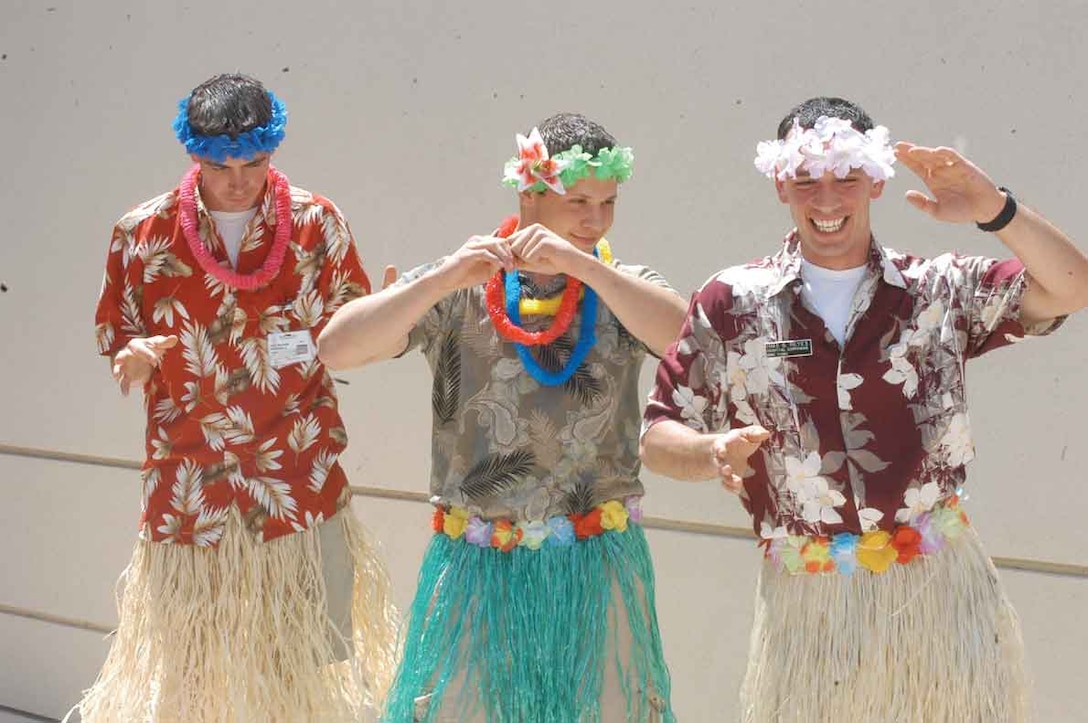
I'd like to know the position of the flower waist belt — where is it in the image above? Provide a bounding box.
[763,496,970,575]
[431,497,642,552]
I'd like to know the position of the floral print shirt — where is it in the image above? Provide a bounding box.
[95,169,370,545]
[644,231,1061,540]
[398,257,679,522]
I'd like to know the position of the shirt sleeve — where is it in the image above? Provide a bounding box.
[612,262,683,356]
[642,279,733,436]
[393,259,452,357]
[94,223,147,359]
[311,200,371,339]
[942,254,1064,359]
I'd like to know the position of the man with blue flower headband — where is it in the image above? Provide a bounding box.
[82,74,398,722]
[642,96,1088,721]
[320,112,686,722]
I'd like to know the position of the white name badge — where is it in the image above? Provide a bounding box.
[268,330,317,369]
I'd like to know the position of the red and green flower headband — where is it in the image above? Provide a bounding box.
[502,127,634,194]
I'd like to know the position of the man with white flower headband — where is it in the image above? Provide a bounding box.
[320,112,686,722]
[641,96,1088,721]
[82,73,398,722]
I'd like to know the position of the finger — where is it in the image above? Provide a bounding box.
[904,190,938,217]
[893,141,917,157]
[149,335,180,349]
[488,245,515,272]
[894,145,935,177]
[720,474,743,495]
[382,265,398,290]
[118,375,130,397]
[738,425,772,443]
[515,236,539,263]
[473,249,505,274]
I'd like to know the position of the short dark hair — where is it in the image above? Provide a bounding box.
[777,97,875,140]
[186,74,272,138]
[536,112,617,156]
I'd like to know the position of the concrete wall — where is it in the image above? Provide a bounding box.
[1,0,1085,719]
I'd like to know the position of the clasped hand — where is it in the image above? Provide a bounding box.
[443,224,588,289]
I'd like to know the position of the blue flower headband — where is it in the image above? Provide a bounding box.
[173,91,288,163]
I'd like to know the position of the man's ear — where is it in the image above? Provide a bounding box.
[870,179,885,200]
[775,177,789,204]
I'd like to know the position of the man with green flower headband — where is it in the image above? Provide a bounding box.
[320,111,686,722]
[642,96,1088,721]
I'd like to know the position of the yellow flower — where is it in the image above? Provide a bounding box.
[856,530,897,573]
[598,500,629,532]
[443,506,469,539]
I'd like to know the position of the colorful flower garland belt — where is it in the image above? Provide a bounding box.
[431,497,642,552]
[764,497,970,575]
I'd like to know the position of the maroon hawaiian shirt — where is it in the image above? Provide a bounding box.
[644,231,1061,541]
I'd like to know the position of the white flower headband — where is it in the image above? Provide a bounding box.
[754,116,896,181]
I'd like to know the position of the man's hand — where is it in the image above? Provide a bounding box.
[112,335,178,396]
[435,236,517,291]
[895,142,1007,225]
[711,425,771,493]
[507,223,588,277]
[380,264,398,290]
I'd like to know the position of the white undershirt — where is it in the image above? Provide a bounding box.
[799,259,867,345]
[210,208,258,268]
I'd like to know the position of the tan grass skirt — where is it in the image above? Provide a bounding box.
[741,527,1030,722]
[75,506,399,723]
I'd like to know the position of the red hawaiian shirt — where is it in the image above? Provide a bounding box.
[95,167,370,545]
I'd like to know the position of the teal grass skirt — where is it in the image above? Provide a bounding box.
[382,524,674,722]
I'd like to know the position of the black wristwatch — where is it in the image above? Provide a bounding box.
[976,187,1017,233]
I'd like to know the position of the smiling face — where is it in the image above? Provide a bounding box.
[519,176,618,253]
[775,168,884,269]
[192,152,272,211]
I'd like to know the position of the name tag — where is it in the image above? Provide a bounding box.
[268,330,316,369]
[764,339,813,358]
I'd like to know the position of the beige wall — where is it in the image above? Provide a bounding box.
[1,0,1086,719]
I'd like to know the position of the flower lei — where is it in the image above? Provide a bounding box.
[432,497,643,551]
[762,494,970,576]
[501,127,634,194]
[484,216,581,346]
[178,163,293,291]
[507,263,598,386]
[519,240,612,316]
[483,215,604,386]
[173,91,288,163]
[486,274,582,347]
[754,115,896,181]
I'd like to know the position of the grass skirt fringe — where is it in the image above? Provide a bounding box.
[741,527,1030,722]
[383,525,674,723]
[76,506,400,723]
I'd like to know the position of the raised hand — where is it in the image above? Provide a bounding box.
[712,425,772,493]
[894,142,1007,225]
[112,335,179,396]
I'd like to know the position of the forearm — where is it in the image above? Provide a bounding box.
[318,267,452,369]
[639,420,718,481]
[992,200,1088,322]
[572,255,687,356]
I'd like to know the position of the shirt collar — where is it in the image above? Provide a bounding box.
[768,229,907,297]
